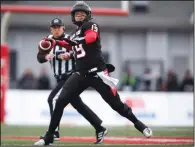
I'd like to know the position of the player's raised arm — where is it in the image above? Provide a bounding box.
[82,22,99,44]
[69,22,100,45]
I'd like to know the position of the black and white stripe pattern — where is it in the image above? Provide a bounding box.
[48,34,75,77]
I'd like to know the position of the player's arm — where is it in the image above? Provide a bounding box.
[82,22,99,44]
[71,22,99,45]
[56,40,72,50]
[53,33,73,50]
[58,34,74,50]
[62,22,99,46]
[40,36,73,51]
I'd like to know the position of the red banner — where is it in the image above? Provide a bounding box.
[1,44,9,123]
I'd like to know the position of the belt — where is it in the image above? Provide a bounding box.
[76,65,106,77]
[85,67,102,77]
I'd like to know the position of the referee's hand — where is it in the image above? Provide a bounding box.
[59,53,71,60]
[45,54,55,61]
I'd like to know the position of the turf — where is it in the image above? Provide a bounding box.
[1,140,193,146]
[1,124,193,137]
[1,124,194,146]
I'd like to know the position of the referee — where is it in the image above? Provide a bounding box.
[37,18,106,141]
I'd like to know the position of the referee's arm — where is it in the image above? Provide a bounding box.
[37,35,52,63]
[37,47,48,63]
[69,51,75,59]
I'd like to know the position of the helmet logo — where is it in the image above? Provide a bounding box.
[54,19,59,23]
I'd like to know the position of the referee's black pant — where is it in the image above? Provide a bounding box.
[47,74,103,132]
[48,72,148,134]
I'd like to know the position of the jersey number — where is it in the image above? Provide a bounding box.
[75,44,86,58]
[91,24,98,32]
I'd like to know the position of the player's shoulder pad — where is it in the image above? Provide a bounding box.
[47,34,53,38]
[64,33,70,39]
[82,21,99,32]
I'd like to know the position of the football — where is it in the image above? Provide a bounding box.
[39,40,52,50]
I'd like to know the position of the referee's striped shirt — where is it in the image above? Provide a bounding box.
[48,34,75,77]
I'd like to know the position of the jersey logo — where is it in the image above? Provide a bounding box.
[91,24,98,32]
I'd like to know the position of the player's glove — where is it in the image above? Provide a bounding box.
[106,63,115,73]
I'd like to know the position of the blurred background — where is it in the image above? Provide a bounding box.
[1,1,194,92]
[1,1,194,145]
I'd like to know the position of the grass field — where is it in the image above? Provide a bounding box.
[1,124,194,146]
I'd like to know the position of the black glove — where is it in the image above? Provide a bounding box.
[106,63,115,73]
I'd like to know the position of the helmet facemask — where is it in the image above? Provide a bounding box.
[71,2,92,26]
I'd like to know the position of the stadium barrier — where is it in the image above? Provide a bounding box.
[5,90,193,127]
[1,44,9,123]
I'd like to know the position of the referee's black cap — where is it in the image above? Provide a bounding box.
[50,18,64,27]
